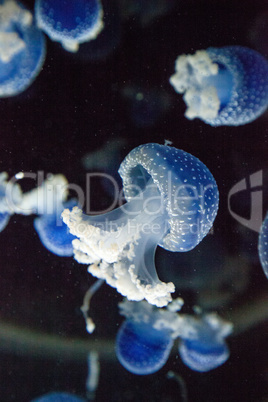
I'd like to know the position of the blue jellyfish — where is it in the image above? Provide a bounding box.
[35,0,104,52]
[0,0,46,97]
[115,299,232,375]
[34,198,78,256]
[31,391,86,402]
[62,143,219,307]
[178,314,232,372]
[258,212,268,279]
[170,46,268,126]
[116,302,174,375]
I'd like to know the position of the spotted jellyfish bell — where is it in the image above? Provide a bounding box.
[178,313,233,372]
[62,143,219,307]
[31,391,86,402]
[35,0,104,52]
[170,46,268,126]
[0,0,46,97]
[258,212,268,279]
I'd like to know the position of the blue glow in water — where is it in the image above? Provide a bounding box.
[34,199,77,256]
[35,0,104,52]
[31,391,86,402]
[258,212,268,279]
[0,0,46,97]
[170,46,268,126]
[116,319,173,375]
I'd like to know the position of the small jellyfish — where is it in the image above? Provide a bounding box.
[34,198,78,256]
[115,299,232,375]
[0,0,46,97]
[258,212,268,279]
[178,314,232,372]
[116,298,183,375]
[170,46,268,126]
[31,392,86,402]
[35,0,104,52]
[13,173,77,256]
[62,143,219,307]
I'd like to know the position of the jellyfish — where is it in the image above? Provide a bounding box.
[31,392,86,402]
[116,300,178,375]
[170,46,268,126]
[116,299,232,375]
[35,0,104,52]
[258,212,268,279]
[62,143,219,307]
[178,313,232,372]
[12,173,77,256]
[0,0,46,97]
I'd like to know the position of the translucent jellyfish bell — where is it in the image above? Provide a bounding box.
[258,212,268,279]
[31,392,86,402]
[35,0,104,52]
[62,143,219,307]
[178,314,232,372]
[170,46,268,126]
[0,0,46,97]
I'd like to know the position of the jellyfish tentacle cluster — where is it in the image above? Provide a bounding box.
[62,143,219,307]
[258,212,268,279]
[0,0,46,97]
[0,172,77,256]
[35,0,104,52]
[116,299,232,374]
[170,46,268,126]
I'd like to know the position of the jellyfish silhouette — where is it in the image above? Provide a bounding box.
[0,0,46,97]
[31,391,86,402]
[178,314,232,372]
[258,212,268,279]
[35,0,104,52]
[62,143,219,307]
[170,46,268,126]
[116,299,232,375]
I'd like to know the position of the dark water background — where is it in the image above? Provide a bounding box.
[0,0,267,401]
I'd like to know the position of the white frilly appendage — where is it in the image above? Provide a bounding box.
[13,174,68,216]
[170,50,221,120]
[62,185,175,307]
